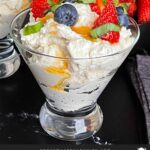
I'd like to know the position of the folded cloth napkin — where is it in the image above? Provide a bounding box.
[127,54,150,143]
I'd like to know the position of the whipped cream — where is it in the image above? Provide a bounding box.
[21,18,134,82]
[19,2,136,111]
[73,3,98,27]
[0,0,31,38]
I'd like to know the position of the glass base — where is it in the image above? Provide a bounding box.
[39,103,103,141]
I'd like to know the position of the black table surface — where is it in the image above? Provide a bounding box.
[0,24,149,145]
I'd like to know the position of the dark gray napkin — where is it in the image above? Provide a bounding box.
[127,54,150,143]
[137,55,150,110]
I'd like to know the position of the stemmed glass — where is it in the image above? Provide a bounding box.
[10,9,140,141]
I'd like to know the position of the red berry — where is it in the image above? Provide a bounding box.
[90,3,101,15]
[93,1,119,28]
[53,0,59,2]
[127,2,137,17]
[119,0,134,2]
[119,0,137,17]
[31,0,51,19]
[101,31,120,43]
[138,0,150,23]
[93,1,120,43]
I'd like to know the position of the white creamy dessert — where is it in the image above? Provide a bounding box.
[20,1,136,111]
[0,0,31,38]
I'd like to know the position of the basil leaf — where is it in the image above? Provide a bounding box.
[48,0,57,6]
[90,23,120,38]
[103,0,118,6]
[78,0,96,4]
[44,8,51,15]
[102,0,106,5]
[23,22,44,36]
[51,5,60,12]
[113,0,119,6]
[120,3,129,14]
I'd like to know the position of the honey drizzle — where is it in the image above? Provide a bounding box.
[71,26,96,42]
[45,65,70,92]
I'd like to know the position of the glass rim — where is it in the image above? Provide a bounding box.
[10,8,140,60]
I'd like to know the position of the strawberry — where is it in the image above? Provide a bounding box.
[138,0,150,23]
[101,31,120,43]
[96,0,105,11]
[90,3,101,15]
[31,0,51,19]
[119,0,134,2]
[93,1,119,28]
[90,0,105,15]
[127,2,137,17]
[92,0,120,43]
[118,0,137,17]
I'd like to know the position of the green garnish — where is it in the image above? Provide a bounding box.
[113,0,119,6]
[23,22,44,36]
[47,0,64,13]
[102,0,106,5]
[44,9,50,15]
[102,0,118,6]
[47,0,96,13]
[48,0,58,6]
[90,23,120,38]
[120,3,129,14]
[78,0,96,4]
[51,4,60,12]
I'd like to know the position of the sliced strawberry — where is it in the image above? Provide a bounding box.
[127,2,137,17]
[92,0,120,43]
[53,0,59,2]
[90,3,101,15]
[31,0,51,19]
[96,0,105,11]
[119,0,134,2]
[90,0,105,15]
[138,0,150,23]
[93,1,119,28]
[101,31,120,43]
[118,0,137,17]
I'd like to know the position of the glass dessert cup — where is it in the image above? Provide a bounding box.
[10,9,140,141]
[0,0,31,39]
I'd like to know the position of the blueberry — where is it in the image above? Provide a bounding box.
[118,14,129,27]
[116,7,124,15]
[0,64,6,77]
[54,4,78,26]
